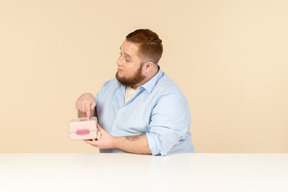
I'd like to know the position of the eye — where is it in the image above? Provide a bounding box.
[119,52,131,63]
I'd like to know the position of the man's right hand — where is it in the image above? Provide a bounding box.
[75,93,96,120]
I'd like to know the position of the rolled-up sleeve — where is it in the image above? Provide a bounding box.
[146,93,192,156]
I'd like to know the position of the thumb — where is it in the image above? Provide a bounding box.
[97,124,104,132]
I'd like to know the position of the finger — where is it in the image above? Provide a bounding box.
[91,101,96,111]
[84,140,93,144]
[84,139,99,147]
[79,104,85,113]
[86,111,90,120]
[85,105,91,120]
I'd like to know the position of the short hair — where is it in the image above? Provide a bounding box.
[126,29,163,64]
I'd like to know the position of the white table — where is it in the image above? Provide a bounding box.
[0,153,287,192]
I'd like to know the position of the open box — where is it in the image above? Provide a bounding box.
[69,117,98,140]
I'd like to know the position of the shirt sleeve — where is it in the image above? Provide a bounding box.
[146,93,192,156]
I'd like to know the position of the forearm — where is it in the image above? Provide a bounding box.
[113,135,152,155]
[84,125,152,155]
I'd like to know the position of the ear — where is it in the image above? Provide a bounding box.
[144,62,154,72]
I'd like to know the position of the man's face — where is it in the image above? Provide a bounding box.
[116,40,145,87]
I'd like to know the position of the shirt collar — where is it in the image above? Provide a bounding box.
[139,66,164,93]
[117,66,164,94]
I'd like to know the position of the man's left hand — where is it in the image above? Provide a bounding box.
[84,124,115,149]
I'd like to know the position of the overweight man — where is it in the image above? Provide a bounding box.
[75,29,195,156]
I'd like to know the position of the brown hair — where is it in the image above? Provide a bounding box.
[126,29,163,64]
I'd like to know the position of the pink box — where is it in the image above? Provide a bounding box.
[69,117,98,140]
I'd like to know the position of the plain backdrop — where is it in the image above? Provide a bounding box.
[0,0,287,153]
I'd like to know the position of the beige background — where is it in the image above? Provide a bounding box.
[0,0,287,153]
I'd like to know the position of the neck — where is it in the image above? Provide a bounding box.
[131,65,159,90]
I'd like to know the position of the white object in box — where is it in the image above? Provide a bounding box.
[69,117,98,140]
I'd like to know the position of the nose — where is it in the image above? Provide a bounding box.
[116,55,123,66]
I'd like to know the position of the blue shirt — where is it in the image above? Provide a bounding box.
[95,68,195,156]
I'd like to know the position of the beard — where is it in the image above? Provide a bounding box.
[116,64,146,87]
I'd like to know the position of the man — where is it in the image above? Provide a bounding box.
[75,29,194,156]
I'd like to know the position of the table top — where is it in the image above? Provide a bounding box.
[0,153,287,192]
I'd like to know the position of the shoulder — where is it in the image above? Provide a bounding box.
[154,73,183,96]
[150,73,191,124]
[102,78,118,88]
[96,78,120,98]
[149,72,189,107]
[99,78,120,91]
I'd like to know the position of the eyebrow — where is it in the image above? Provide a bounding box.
[120,47,132,59]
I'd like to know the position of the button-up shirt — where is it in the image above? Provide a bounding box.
[95,68,195,156]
